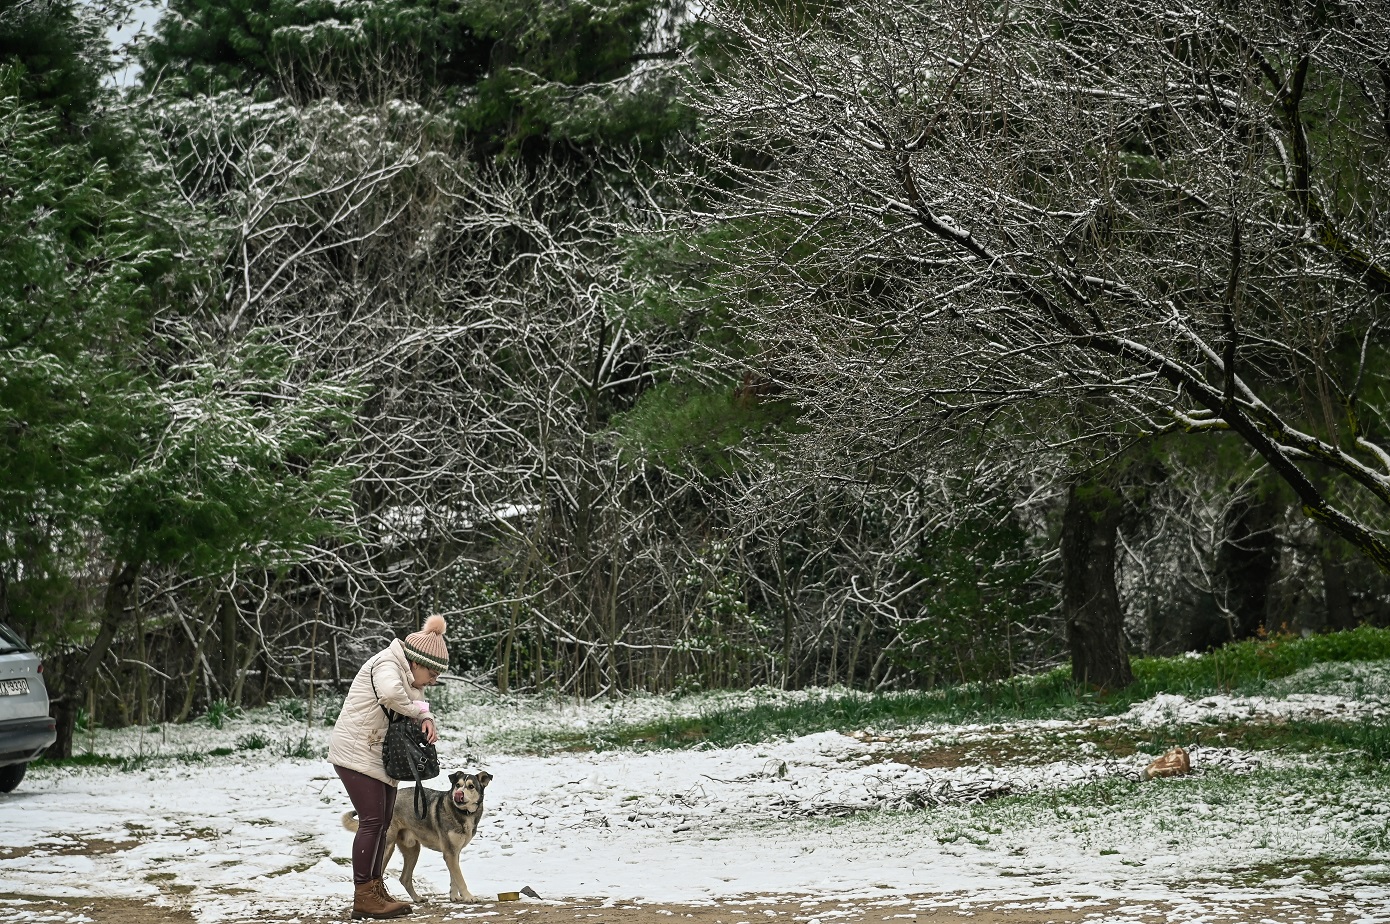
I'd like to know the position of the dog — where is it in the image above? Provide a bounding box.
[343,770,493,903]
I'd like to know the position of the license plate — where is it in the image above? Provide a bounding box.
[0,678,28,696]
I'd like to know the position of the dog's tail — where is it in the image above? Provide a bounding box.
[341,811,359,832]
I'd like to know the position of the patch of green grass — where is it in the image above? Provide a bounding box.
[535,677,1088,753]
[892,718,1390,767]
[31,734,323,772]
[1130,625,1390,697]
[911,760,1389,871]
[31,753,148,771]
[276,698,309,722]
[277,734,318,759]
[203,698,240,729]
[1226,857,1390,889]
[1067,716,1390,763]
[524,628,1390,753]
[1272,720,1390,762]
[1005,760,1386,819]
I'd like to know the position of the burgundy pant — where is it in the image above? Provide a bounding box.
[335,765,397,884]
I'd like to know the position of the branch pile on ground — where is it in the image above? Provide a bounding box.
[779,778,1014,817]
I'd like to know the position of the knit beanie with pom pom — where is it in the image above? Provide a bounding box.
[403,615,449,671]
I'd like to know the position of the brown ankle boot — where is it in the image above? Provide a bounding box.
[351,879,411,919]
[374,879,412,915]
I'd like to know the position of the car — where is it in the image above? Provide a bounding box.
[0,622,57,792]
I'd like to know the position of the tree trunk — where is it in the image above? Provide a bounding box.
[50,697,80,761]
[46,559,142,759]
[1217,494,1280,639]
[1321,544,1356,632]
[1061,482,1133,690]
[231,632,261,707]
[134,582,149,727]
[499,532,541,695]
[220,591,239,702]
[774,538,794,689]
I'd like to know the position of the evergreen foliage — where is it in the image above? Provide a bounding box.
[615,380,795,476]
[1,0,363,755]
[1,8,359,621]
[0,0,104,122]
[141,0,692,158]
[894,497,1053,686]
[0,0,165,626]
[94,336,361,574]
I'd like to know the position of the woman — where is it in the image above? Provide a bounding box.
[329,615,448,919]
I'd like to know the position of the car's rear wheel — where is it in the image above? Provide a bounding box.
[0,762,28,793]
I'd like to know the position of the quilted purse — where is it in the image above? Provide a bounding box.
[382,710,439,782]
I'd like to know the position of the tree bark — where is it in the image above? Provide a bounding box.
[1216,493,1281,640]
[46,559,142,759]
[1321,545,1356,632]
[1061,481,1133,690]
[220,591,238,702]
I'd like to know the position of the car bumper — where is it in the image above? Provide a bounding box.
[0,715,57,766]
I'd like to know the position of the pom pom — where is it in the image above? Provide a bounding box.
[422,614,447,636]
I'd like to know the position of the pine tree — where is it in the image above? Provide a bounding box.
[141,0,691,160]
[2,0,362,753]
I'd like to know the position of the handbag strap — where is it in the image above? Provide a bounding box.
[368,657,430,819]
[368,657,400,723]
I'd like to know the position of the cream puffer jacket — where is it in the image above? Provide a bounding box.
[328,639,429,785]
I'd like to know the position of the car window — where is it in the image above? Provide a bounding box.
[0,623,29,654]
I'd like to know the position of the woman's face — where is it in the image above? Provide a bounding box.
[409,661,441,688]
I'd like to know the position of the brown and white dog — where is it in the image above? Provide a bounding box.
[343,770,493,903]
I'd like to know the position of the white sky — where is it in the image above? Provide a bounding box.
[3,676,1389,923]
[103,1,164,87]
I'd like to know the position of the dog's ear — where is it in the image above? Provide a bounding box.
[476,771,493,789]
[449,770,465,786]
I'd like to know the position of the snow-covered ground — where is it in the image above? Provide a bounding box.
[3,661,1389,923]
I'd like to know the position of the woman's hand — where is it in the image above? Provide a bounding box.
[420,717,438,745]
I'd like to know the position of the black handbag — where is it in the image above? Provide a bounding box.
[370,666,440,816]
[382,712,439,781]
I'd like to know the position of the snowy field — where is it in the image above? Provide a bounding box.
[3,662,1389,923]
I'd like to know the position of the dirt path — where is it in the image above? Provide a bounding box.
[5,892,1376,924]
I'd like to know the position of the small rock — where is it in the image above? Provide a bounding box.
[1142,746,1192,780]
